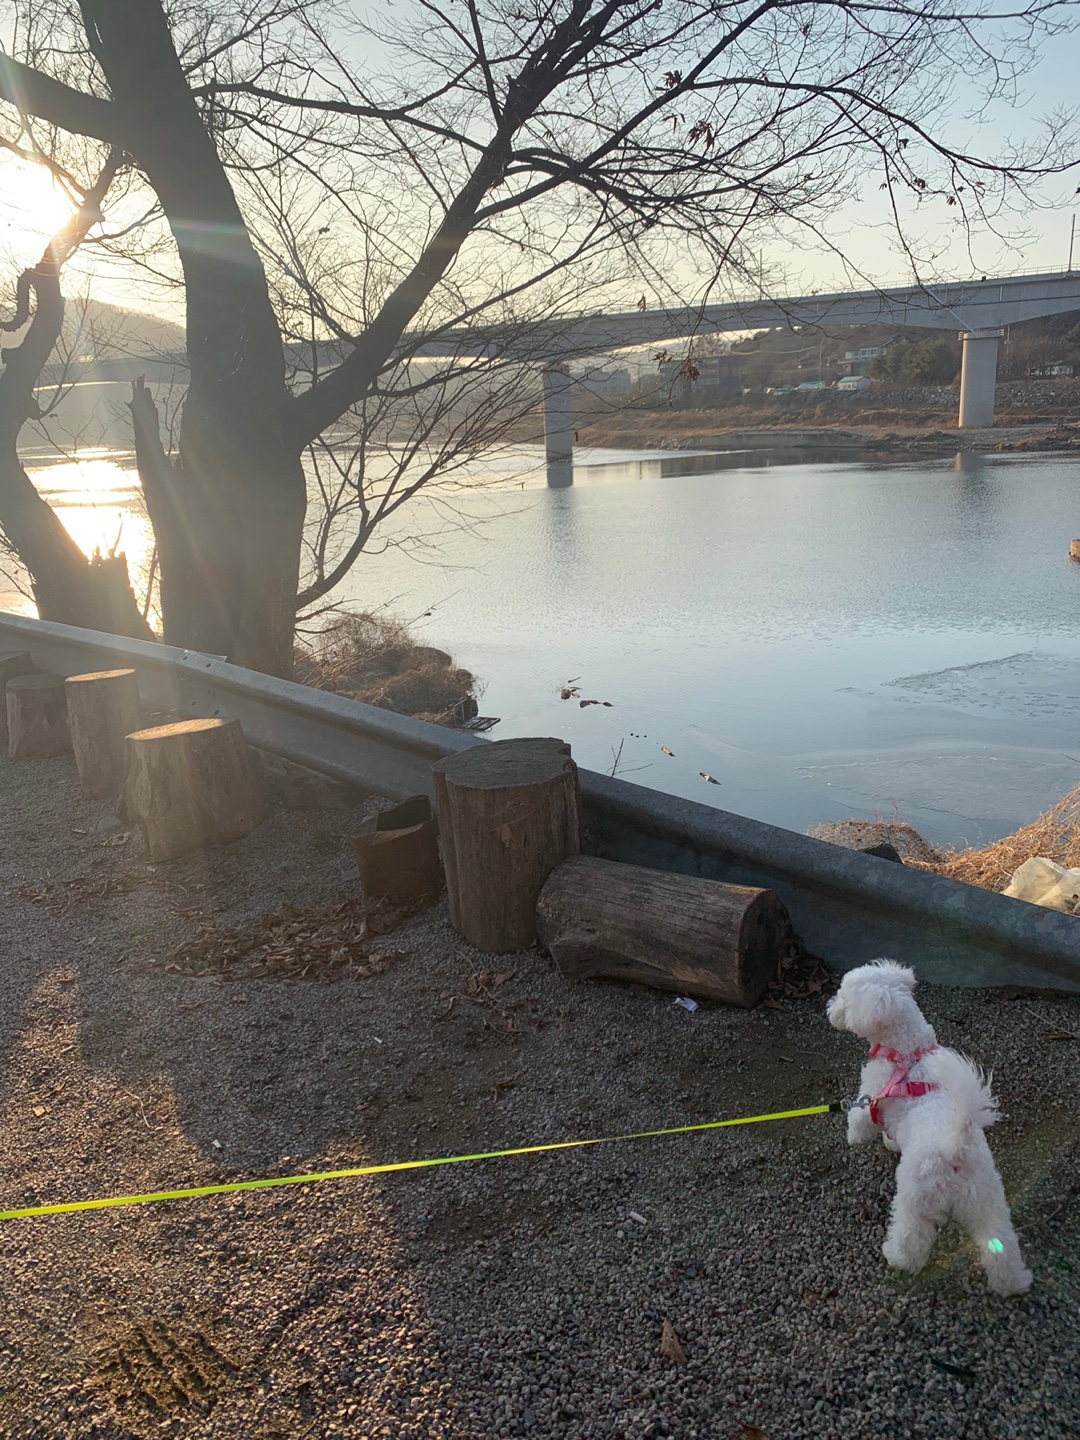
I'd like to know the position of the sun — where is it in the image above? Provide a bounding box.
[0,152,78,243]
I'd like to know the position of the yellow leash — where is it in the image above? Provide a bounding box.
[0,1103,841,1222]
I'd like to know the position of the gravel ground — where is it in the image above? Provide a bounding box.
[0,750,1077,1440]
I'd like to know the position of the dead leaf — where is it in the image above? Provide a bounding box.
[659,1318,686,1364]
[660,746,674,757]
[699,772,720,785]
[32,1105,47,1117]
[740,1427,769,1440]
[580,699,600,708]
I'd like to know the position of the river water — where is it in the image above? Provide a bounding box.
[13,441,1080,851]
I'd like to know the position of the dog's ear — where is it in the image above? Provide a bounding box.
[872,958,917,991]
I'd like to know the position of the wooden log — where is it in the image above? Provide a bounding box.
[121,717,260,862]
[6,673,71,760]
[64,668,142,800]
[536,855,791,1007]
[0,650,33,750]
[353,795,442,903]
[433,737,579,952]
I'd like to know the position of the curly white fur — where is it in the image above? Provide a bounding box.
[828,960,1032,1296]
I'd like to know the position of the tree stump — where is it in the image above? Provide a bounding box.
[353,795,442,903]
[6,673,71,760]
[0,650,33,751]
[433,738,579,952]
[536,855,791,1007]
[65,668,142,800]
[121,717,260,862]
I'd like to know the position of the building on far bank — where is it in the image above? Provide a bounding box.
[572,365,633,400]
[1027,361,1075,377]
[837,374,872,391]
[657,352,743,400]
[840,340,896,376]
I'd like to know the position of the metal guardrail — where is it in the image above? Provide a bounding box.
[2,612,1077,993]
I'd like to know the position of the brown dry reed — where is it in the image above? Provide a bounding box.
[911,783,1080,893]
[294,612,477,725]
[813,784,1080,894]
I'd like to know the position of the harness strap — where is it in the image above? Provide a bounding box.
[866,1044,938,1132]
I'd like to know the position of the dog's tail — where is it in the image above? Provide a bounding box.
[927,1049,1000,1155]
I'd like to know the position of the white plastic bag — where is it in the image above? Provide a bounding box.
[1002,856,1080,914]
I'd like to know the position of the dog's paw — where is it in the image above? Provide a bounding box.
[882,1234,929,1273]
[984,1252,1033,1297]
[987,1267,1033,1298]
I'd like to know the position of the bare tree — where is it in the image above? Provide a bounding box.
[0,142,154,634]
[0,0,1075,674]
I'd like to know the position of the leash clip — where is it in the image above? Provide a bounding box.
[841,1094,871,1113]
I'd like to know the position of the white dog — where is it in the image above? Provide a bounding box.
[827,959,1031,1296]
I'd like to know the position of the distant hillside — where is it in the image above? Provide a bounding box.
[722,312,1080,390]
[59,298,185,358]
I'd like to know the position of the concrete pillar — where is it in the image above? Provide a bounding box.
[543,364,573,488]
[957,328,1002,429]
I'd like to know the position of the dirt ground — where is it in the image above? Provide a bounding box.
[0,751,1077,1439]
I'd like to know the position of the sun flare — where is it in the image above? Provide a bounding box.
[1,155,78,240]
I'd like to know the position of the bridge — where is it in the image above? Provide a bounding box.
[40,271,1080,487]
[447,270,1080,485]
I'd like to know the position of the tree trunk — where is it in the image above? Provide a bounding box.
[432,738,579,953]
[0,151,154,643]
[536,856,790,1007]
[121,717,261,861]
[6,673,70,760]
[83,1,304,677]
[353,797,442,904]
[65,668,142,799]
[0,648,32,749]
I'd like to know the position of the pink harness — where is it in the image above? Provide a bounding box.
[867,1043,938,1132]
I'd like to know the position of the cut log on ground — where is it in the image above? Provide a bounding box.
[121,717,260,862]
[353,795,442,903]
[0,650,33,750]
[433,738,579,953]
[6,673,70,760]
[65,668,142,800]
[536,855,791,1007]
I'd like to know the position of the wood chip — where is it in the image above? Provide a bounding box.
[659,1318,686,1364]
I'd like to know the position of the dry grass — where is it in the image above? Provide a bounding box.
[911,784,1080,893]
[294,612,478,725]
[813,785,1080,896]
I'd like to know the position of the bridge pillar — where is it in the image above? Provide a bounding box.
[957,328,1002,429]
[543,364,573,488]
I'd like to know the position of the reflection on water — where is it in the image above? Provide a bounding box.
[11,444,1080,847]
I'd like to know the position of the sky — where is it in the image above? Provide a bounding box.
[1,4,1077,328]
